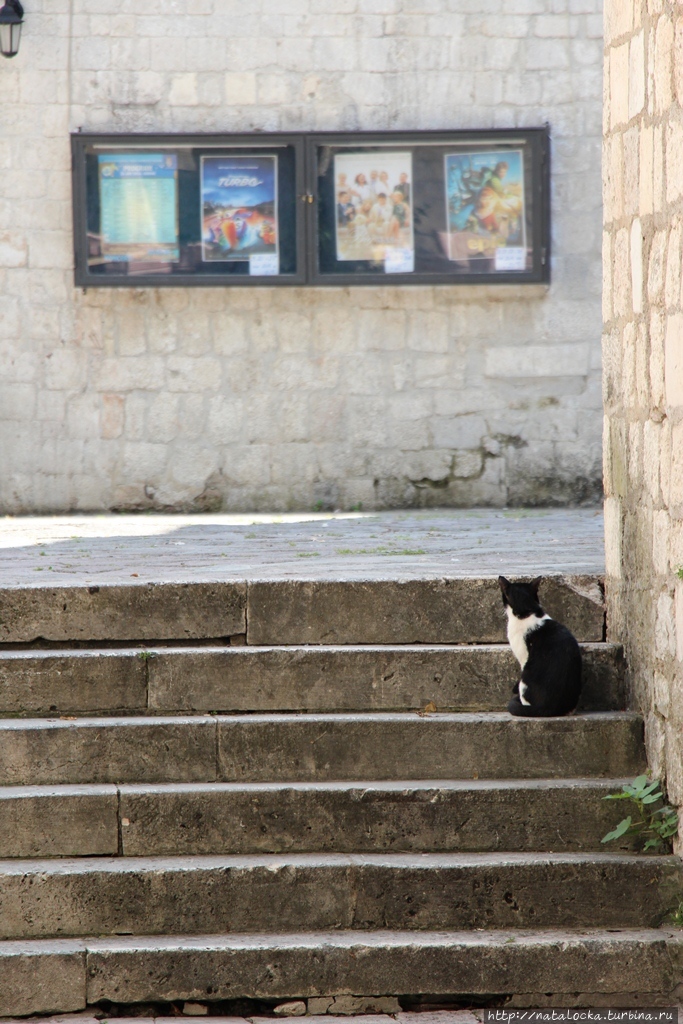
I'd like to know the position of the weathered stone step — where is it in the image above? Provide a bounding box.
[0,642,625,716]
[0,582,246,645]
[0,713,644,785]
[0,575,604,644]
[0,778,642,858]
[217,712,644,782]
[3,928,683,1015]
[115,778,643,857]
[0,784,118,858]
[246,576,605,644]
[0,853,678,939]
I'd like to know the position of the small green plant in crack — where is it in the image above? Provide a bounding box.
[137,651,154,662]
[665,900,683,928]
[601,775,679,852]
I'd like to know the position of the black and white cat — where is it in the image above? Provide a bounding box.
[498,575,582,717]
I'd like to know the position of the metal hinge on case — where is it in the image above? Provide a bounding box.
[300,193,314,203]
[541,247,547,265]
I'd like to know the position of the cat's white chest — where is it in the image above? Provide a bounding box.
[505,609,548,668]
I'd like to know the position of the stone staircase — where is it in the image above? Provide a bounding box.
[0,575,681,1016]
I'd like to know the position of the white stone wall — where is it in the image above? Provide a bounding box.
[603,0,683,832]
[0,0,603,513]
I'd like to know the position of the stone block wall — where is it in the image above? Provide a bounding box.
[603,0,683,825]
[0,0,603,513]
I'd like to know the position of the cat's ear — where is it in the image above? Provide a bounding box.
[498,576,510,592]
[530,576,542,596]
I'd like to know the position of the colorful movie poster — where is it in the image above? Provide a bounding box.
[201,155,278,264]
[334,151,413,265]
[444,149,526,270]
[98,153,179,263]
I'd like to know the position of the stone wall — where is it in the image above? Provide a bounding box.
[0,0,603,513]
[603,0,683,827]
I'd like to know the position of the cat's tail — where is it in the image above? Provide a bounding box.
[507,696,538,717]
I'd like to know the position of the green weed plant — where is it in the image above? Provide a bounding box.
[601,775,678,853]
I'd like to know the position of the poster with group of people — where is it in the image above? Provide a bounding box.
[334,152,413,265]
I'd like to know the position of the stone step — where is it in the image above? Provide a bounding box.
[3,929,683,1015]
[246,576,605,644]
[0,582,247,645]
[0,712,644,785]
[212,712,645,783]
[0,778,643,858]
[0,853,678,940]
[0,574,604,644]
[0,784,118,858]
[0,642,625,717]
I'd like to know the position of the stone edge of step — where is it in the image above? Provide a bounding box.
[1,928,681,1016]
[0,642,622,658]
[0,776,639,797]
[0,849,675,874]
[3,927,681,955]
[0,710,643,728]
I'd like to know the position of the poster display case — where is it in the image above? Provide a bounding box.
[308,129,549,285]
[72,133,305,287]
[72,129,549,288]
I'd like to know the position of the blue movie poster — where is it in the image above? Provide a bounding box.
[444,149,526,269]
[98,153,179,262]
[201,155,278,263]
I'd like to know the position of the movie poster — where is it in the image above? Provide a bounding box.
[444,149,526,271]
[98,153,179,263]
[334,151,413,266]
[201,155,278,265]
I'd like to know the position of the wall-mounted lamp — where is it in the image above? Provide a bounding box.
[0,0,23,58]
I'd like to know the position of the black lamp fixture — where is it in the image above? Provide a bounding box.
[0,0,23,58]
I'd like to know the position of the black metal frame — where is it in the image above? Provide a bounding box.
[72,128,550,289]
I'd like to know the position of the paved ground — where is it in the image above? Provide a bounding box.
[0,509,604,587]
